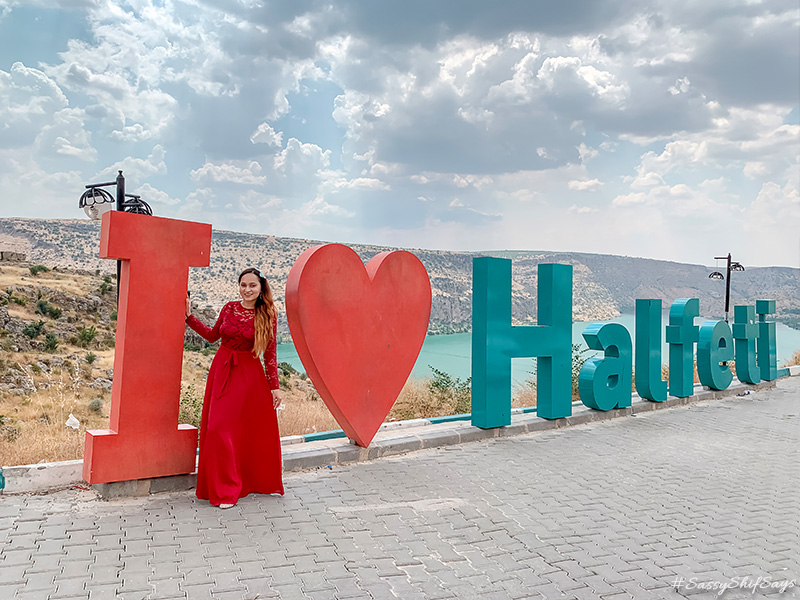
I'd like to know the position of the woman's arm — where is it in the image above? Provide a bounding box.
[186,301,225,343]
[264,318,280,390]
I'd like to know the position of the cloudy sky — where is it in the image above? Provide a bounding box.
[1,0,798,267]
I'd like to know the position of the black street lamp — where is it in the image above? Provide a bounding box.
[79,171,153,300]
[709,253,745,322]
[79,170,153,219]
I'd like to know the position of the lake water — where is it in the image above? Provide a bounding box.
[277,314,800,385]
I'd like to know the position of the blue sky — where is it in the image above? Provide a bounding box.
[0,0,798,266]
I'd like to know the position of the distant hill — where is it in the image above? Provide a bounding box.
[1,217,798,336]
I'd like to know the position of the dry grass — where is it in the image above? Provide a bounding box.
[0,264,94,296]
[512,383,537,408]
[0,355,112,466]
[784,350,800,367]
[277,387,340,436]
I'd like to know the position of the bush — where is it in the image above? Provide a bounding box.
[44,333,59,352]
[278,361,299,377]
[278,362,299,389]
[184,340,204,352]
[179,383,203,429]
[99,282,113,295]
[77,325,98,347]
[22,320,45,339]
[88,398,104,414]
[85,352,97,364]
[29,264,49,276]
[36,299,62,320]
[428,366,472,415]
[571,344,592,401]
[30,363,42,374]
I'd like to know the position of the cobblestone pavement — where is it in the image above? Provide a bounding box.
[1,378,798,600]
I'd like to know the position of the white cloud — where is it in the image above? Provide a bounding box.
[191,161,267,185]
[568,204,599,214]
[0,62,70,149]
[250,123,284,147]
[273,138,331,175]
[95,145,167,184]
[568,179,603,192]
[612,192,648,206]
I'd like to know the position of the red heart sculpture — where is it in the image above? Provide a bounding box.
[285,244,432,447]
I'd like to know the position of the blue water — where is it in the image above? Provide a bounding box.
[277,315,800,385]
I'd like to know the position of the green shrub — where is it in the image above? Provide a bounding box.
[85,352,97,364]
[278,361,299,388]
[428,366,472,415]
[571,343,592,401]
[35,300,63,320]
[9,295,27,306]
[184,340,204,352]
[179,384,203,429]
[22,320,45,339]
[30,363,42,374]
[88,398,104,414]
[99,282,112,295]
[77,325,98,347]
[278,362,299,377]
[29,264,49,276]
[44,333,59,352]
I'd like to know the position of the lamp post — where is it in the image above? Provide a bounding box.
[79,171,153,300]
[709,253,745,323]
[79,171,152,218]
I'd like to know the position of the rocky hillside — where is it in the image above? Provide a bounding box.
[1,217,798,336]
[0,263,117,397]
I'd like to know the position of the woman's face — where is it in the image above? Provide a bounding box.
[239,273,261,304]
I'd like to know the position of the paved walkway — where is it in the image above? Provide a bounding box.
[1,378,798,600]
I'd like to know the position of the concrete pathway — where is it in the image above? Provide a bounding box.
[1,378,798,600]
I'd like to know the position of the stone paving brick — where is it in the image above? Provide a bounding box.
[179,582,216,599]
[86,583,122,599]
[243,577,280,598]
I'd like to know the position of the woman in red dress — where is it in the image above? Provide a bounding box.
[185,267,284,508]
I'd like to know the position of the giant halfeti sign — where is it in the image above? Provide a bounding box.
[470,257,777,429]
[83,213,779,484]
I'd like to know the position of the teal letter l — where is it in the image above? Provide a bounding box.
[634,299,668,402]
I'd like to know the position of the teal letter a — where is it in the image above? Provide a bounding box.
[471,258,572,428]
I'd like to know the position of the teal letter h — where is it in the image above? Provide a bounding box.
[471,258,572,428]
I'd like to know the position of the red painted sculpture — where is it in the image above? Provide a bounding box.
[83,211,212,484]
[286,244,432,447]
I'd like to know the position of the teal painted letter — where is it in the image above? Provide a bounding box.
[634,299,668,402]
[697,320,733,391]
[756,300,777,381]
[578,323,632,411]
[471,259,572,427]
[733,305,760,384]
[665,298,699,398]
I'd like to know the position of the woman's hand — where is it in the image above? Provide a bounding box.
[185,295,192,319]
[271,389,283,410]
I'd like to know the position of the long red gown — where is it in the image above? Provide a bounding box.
[186,301,284,504]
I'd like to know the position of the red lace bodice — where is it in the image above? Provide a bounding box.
[186,301,280,389]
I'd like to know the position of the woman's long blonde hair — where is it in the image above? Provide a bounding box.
[239,267,276,357]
